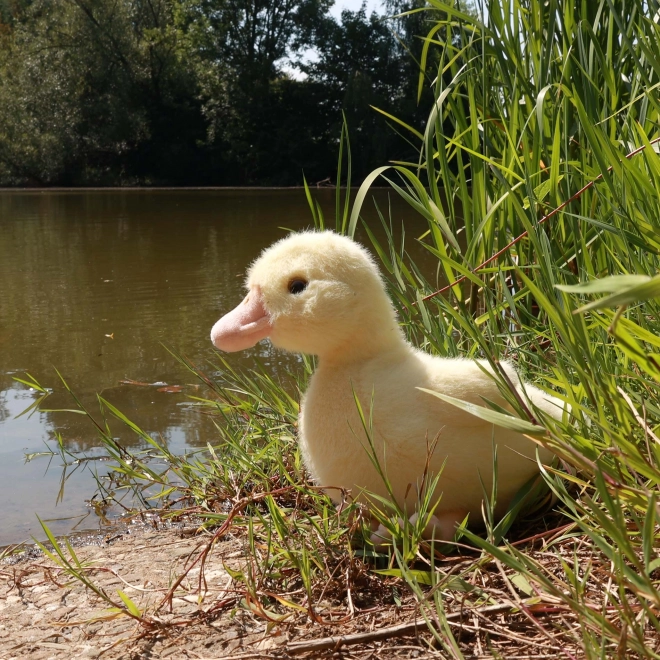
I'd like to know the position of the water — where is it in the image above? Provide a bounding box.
[0,189,430,546]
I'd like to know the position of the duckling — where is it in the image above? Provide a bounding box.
[211,231,560,541]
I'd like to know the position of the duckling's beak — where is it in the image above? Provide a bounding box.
[210,287,272,352]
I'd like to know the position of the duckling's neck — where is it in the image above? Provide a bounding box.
[317,325,411,368]
[312,285,409,366]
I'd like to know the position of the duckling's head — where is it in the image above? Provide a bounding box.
[211,231,402,358]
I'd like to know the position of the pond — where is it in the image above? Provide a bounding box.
[0,189,431,546]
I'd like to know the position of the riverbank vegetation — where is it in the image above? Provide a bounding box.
[10,0,660,656]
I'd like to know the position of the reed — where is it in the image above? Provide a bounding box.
[346,0,660,654]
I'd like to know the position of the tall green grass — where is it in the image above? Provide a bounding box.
[343,0,660,654]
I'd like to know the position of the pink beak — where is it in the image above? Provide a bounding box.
[210,287,272,352]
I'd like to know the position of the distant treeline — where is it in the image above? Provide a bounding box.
[0,0,451,186]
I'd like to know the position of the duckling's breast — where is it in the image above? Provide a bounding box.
[298,349,442,506]
[299,363,378,502]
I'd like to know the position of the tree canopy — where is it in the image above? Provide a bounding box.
[0,0,452,186]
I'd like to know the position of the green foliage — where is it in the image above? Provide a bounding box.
[302,5,430,180]
[0,0,430,185]
[0,0,206,185]
[342,0,660,653]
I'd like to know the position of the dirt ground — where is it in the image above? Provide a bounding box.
[0,527,438,660]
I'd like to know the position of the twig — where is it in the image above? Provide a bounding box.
[156,486,298,612]
[197,653,277,660]
[494,561,571,657]
[284,602,517,654]
[285,617,428,654]
[510,522,576,548]
[617,386,660,445]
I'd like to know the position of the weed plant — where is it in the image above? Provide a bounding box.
[16,0,660,656]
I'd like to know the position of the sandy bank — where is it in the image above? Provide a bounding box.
[0,527,429,659]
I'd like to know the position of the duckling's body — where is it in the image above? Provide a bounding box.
[211,231,560,538]
[302,346,556,523]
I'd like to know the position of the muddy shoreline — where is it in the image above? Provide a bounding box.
[0,524,429,660]
[1,525,270,659]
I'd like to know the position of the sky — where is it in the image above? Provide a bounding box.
[329,0,384,19]
[285,0,385,76]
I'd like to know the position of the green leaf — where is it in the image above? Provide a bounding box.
[417,389,547,436]
[511,573,534,596]
[348,166,390,238]
[556,275,651,294]
[568,274,660,313]
[370,105,424,141]
[375,568,477,592]
[523,175,564,209]
[116,590,142,617]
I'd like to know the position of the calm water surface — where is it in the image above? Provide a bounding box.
[0,189,429,546]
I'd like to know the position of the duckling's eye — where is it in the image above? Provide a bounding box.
[288,278,308,295]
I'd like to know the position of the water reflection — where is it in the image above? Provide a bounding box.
[0,189,429,545]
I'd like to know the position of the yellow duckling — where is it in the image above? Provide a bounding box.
[211,231,560,540]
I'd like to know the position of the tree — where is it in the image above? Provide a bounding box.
[185,0,333,183]
[0,0,210,184]
[303,5,433,180]
[0,0,444,185]
[192,0,330,84]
